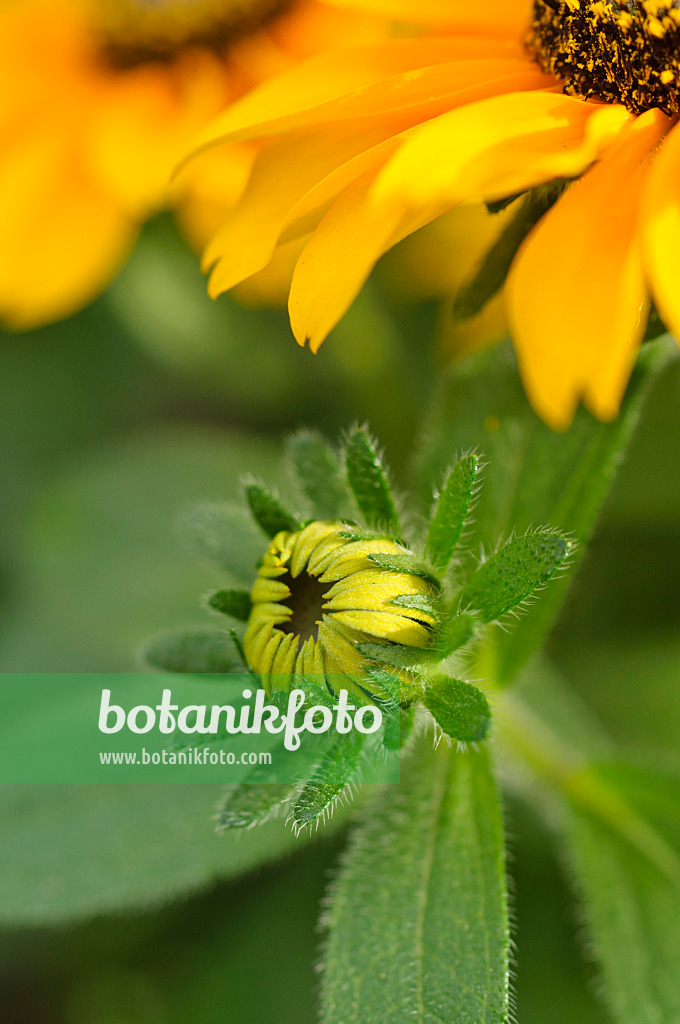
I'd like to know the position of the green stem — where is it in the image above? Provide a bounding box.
[497,693,680,890]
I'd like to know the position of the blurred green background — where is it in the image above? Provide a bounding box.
[0,217,678,1023]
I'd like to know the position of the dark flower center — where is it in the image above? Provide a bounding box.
[278,570,328,645]
[95,0,292,67]
[529,0,680,115]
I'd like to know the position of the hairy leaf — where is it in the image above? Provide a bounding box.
[425,453,480,573]
[321,739,509,1024]
[344,427,399,533]
[565,763,680,1024]
[143,627,242,674]
[457,530,570,623]
[244,479,299,538]
[424,676,491,742]
[286,430,351,520]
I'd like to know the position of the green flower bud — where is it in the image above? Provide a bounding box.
[243,521,439,703]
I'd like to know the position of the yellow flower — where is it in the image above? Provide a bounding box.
[188,0,680,428]
[0,0,383,328]
[244,521,438,701]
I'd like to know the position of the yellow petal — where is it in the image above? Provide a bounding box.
[373,92,632,211]
[641,120,680,345]
[187,36,530,150]
[204,120,403,293]
[288,170,451,350]
[506,109,668,429]
[205,60,547,294]
[88,53,230,217]
[325,0,531,38]
[0,128,134,329]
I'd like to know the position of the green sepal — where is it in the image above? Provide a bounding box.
[425,454,480,573]
[434,612,478,658]
[217,783,296,830]
[244,478,299,538]
[363,666,402,705]
[358,642,437,670]
[423,676,491,743]
[286,429,351,519]
[207,589,252,621]
[367,552,441,590]
[391,593,441,617]
[292,732,365,829]
[344,426,399,533]
[457,530,571,623]
[382,704,416,751]
[143,627,242,674]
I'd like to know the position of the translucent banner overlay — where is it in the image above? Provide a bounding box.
[0,674,400,784]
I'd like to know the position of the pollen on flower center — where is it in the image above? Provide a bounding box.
[92,0,292,67]
[529,0,680,115]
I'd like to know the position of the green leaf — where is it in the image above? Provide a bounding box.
[425,453,480,573]
[293,733,365,829]
[321,738,509,1023]
[344,426,399,533]
[0,785,333,927]
[181,501,263,586]
[143,627,242,674]
[286,429,351,520]
[207,589,252,621]
[244,482,299,539]
[416,339,676,684]
[367,551,441,589]
[217,783,296,830]
[244,479,299,538]
[457,530,570,623]
[423,676,491,743]
[564,763,680,1024]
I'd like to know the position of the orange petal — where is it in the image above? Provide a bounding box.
[373,91,631,210]
[506,109,669,429]
[641,120,680,345]
[187,37,529,150]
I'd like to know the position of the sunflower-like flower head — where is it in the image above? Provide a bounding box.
[245,521,439,701]
[146,425,572,828]
[185,0,680,429]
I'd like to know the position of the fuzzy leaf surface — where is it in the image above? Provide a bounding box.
[425,453,480,573]
[143,627,241,674]
[565,762,680,1024]
[244,480,299,538]
[321,739,509,1024]
[344,427,399,533]
[424,676,491,742]
[286,430,351,520]
[458,531,569,623]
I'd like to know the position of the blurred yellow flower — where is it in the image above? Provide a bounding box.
[187,0,680,428]
[0,0,383,328]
